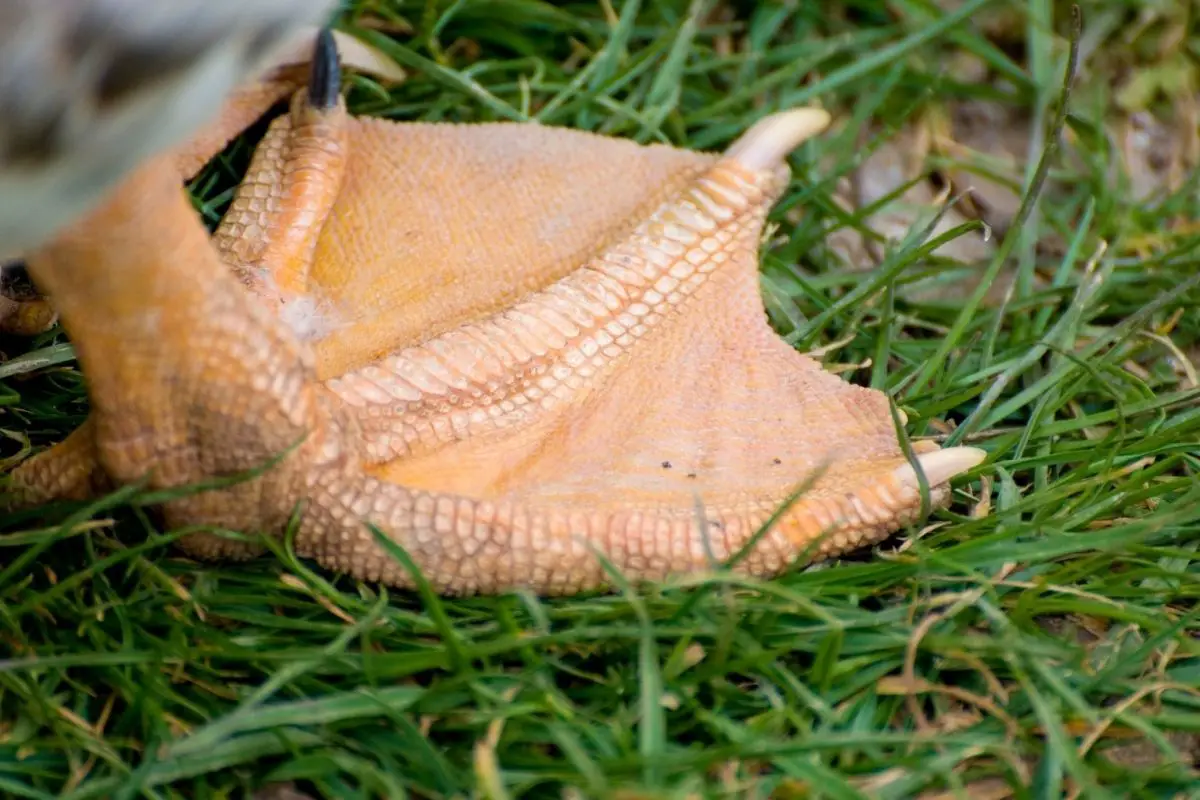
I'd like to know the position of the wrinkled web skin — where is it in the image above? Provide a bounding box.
[4,32,985,596]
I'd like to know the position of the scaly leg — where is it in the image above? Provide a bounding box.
[16,145,331,559]
[4,31,392,524]
[6,42,352,554]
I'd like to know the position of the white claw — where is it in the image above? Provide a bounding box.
[724,107,832,172]
[893,447,987,492]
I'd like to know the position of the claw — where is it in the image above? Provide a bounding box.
[308,28,342,110]
[893,447,987,492]
[724,108,832,172]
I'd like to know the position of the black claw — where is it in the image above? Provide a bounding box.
[308,28,342,110]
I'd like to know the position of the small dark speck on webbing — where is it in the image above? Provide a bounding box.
[772,458,782,465]
[661,461,672,469]
[686,472,697,479]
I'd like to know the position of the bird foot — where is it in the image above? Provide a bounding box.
[7,31,986,595]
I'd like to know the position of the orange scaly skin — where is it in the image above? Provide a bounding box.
[7,42,986,596]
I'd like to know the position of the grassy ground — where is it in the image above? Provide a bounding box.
[2,0,1200,797]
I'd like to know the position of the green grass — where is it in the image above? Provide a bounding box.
[3,0,1200,797]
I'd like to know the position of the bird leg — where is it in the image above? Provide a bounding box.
[17,145,328,560]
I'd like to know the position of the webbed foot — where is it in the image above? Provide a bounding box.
[8,31,985,595]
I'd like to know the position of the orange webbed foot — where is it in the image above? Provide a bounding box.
[9,31,986,595]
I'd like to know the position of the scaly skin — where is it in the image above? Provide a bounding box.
[6,34,986,596]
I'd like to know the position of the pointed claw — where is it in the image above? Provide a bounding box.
[724,107,831,172]
[308,28,342,110]
[893,447,987,491]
